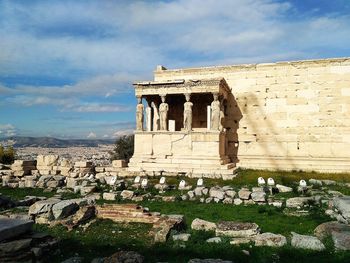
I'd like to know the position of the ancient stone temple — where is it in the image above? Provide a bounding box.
[128,75,242,179]
[129,58,350,174]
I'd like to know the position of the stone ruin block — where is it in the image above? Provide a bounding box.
[37,155,59,167]
[112,160,127,168]
[36,155,59,175]
[74,161,93,168]
[11,160,37,177]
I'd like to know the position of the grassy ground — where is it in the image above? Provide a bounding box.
[1,168,350,262]
[0,186,55,200]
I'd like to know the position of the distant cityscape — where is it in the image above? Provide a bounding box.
[0,136,115,166]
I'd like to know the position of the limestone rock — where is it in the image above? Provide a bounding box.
[206,237,222,243]
[254,232,287,247]
[74,161,93,168]
[276,184,293,193]
[238,188,251,200]
[209,187,225,200]
[314,221,350,240]
[28,199,60,216]
[216,221,260,237]
[229,237,254,245]
[291,232,325,251]
[331,231,350,250]
[104,250,144,263]
[112,160,127,168]
[309,179,322,186]
[202,188,209,195]
[194,187,205,196]
[251,187,265,193]
[191,218,216,231]
[37,155,59,166]
[286,197,313,208]
[222,197,233,204]
[0,218,33,242]
[233,198,243,205]
[120,190,134,200]
[269,201,283,208]
[333,196,350,222]
[103,192,117,201]
[187,190,195,199]
[251,192,266,202]
[162,196,176,202]
[225,190,236,198]
[80,186,96,196]
[172,233,191,241]
[52,200,79,219]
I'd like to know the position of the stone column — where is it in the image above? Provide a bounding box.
[151,101,160,131]
[210,93,220,131]
[207,105,211,131]
[146,106,152,131]
[145,98,152,132]
[183,93,193,131]
[159,95,169,131]
[136,96,144,131]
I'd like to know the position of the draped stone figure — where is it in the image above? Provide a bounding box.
[151,101,160,131]
[183,94,193,131]
[211,93,221,131]
[159,95,169,131]
[136,96,144,131]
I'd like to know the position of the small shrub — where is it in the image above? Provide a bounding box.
[0,144,15,164]
[110,135,134,162]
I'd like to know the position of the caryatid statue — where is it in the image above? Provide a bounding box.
[211,93,221,131]
[159,95,169,130]
[183,93,193,131]
[136,96,144,131]
[151,101,160,131]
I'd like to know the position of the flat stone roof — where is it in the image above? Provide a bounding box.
[134,78,231,96]
[154,57,350,74]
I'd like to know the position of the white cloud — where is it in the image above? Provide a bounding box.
[1,0,350,82]
[112,129,133,138]
[1,73,135,112]
[66,103,132,113]
[0,124,16,137]
[86,132,97,139]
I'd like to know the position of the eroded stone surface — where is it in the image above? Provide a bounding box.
[216,221,260,237]
[333,196,350,222]
[291,232,325,251]
[191,218,216,231]
[314,221,350,240]
[254,233,287,247]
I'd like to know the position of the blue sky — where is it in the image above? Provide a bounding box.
[1,0,350,139]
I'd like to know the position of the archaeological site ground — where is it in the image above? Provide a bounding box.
[1,58,350,263]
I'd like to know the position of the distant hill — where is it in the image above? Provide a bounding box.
[0,136,115,148]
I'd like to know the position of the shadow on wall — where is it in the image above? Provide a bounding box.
[239,92,297,170]
[224,92,243,164]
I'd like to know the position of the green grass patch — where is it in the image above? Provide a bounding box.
[141,201,329,236]
[34,219,153,263]
[0,186,55,200]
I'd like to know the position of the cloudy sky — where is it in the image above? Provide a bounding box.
[1,0,350,139]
